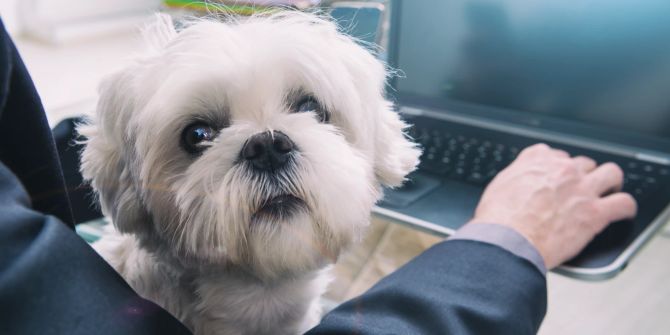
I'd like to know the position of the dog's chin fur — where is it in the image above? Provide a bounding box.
[80,11,420,335]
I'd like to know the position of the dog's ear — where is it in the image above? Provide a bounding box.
[78,70,151,234]
[374,101,421,187]
[79,15,177,234]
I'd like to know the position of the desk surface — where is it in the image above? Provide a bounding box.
[328,217,670,335]
[13,24,670,335]
[541,221,670,335]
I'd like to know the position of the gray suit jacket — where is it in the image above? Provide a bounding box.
[308,240,546,334]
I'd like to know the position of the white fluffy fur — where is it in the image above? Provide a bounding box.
[80,11,420,335]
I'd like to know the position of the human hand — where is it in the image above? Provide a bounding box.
[470,143,638,269]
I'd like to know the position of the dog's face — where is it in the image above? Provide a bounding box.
[81,13,419,279]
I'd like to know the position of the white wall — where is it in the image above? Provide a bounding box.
[0,0,161,37]
[0,0,21,35]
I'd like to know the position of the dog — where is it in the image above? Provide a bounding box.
[79,11,420,334]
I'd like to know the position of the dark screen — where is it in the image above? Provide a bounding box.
[331,6,382,45]
[393,0,670,143]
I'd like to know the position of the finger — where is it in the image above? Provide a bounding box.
[520,143,551,158]
[597,192,638,224]
[520,143,568,161]
[572,156,597,173]
[551,148,570,158]
[584,162,625,195]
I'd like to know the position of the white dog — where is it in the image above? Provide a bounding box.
[80,11,420,335]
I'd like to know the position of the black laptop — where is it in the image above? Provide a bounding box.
[376,0,670,280]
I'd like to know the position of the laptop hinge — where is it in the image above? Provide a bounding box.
[635,153,670,165]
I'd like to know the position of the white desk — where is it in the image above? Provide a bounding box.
[540,222,670,335]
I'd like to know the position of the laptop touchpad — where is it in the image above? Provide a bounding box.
[380,173,441,208]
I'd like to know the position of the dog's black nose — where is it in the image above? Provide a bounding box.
[242,131,295,171]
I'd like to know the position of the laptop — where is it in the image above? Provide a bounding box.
[376,0,670,280]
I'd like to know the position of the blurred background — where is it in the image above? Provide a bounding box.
[0,0,384,126]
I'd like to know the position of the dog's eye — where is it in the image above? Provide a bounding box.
[181,123,215,154]
[294,96,329,123]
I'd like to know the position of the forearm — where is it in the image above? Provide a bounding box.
[308,238,547,335]
[0,161,190,335]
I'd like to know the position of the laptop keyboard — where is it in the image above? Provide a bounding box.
[408,123,670,203]
[623,161,669,201]
[410,126,519,186]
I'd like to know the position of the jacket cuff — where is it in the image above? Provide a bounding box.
[449,223,547,275]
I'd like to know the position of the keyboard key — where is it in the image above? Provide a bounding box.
[467,172,485,185]
[454,167,467,178]
[422,162,448,175]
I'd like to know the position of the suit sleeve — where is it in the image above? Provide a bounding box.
[307,240,547,335]
[0,18,191,335]
[0,163,193,335]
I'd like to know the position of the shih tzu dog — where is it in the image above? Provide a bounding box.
[80,11,420,335]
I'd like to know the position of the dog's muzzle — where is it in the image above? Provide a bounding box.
[241,131,295,172]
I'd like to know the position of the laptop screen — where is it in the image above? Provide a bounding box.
[390,0,670,151]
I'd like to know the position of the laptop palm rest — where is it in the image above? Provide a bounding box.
[380,172,483,231]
